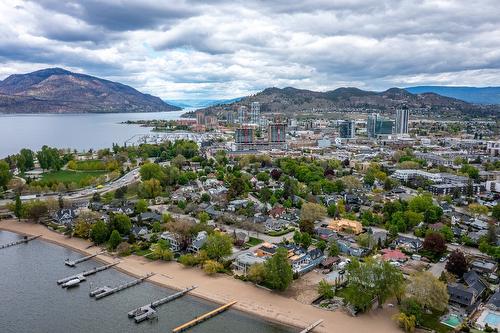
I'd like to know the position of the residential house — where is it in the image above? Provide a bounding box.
[53,208,77,226]
[447,271,488,313]
[160,231,182,252]
[187,231,208,253]
[392,235,423,253]
[233,252,267,275]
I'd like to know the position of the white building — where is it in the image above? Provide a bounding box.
[395,109,409,135]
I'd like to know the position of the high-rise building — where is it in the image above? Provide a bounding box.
[250,102,260,124]
[226,111,234,124]
[339,120,355,138]
[196,111,205,125]
[268,122,287,143]
[395,109,409,135]
[367,113,393,138]
[235,126,255,144]
[238,106,247,124]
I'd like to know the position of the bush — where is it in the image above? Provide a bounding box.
[178,254,198,266]
[203,260,224,275]
[117,242,131,256]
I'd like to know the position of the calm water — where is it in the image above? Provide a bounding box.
[0,231,292,333]
[0,111,190,158]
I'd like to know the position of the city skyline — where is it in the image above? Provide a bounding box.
[2,1,500,100]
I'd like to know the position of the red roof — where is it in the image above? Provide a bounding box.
[381,249,407,261]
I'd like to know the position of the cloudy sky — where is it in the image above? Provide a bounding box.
[1,0,500,100]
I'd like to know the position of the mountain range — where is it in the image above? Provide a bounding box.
[0,68,180,114]
[166,97,243,109]
[197,86,498,117]
[405,86,500,105]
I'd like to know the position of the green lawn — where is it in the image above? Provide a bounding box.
[41,170,107,184]
[420,312,452,333]
[246,237,264,247]
[267,228,295,237]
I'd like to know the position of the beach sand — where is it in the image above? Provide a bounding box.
[0,219,401,333]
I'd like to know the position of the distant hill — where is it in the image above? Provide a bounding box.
[0,68,180,114]
[167,97,243,109]
[405,86,500,105]
[197,86,497,117]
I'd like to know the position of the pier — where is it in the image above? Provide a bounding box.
[65,251,105,267]
[57,262,119,287]
[127,286,197,323]
[90,273,154,300]
[172,301,237,332]
[299,319,324,333]
[0,235,41,250]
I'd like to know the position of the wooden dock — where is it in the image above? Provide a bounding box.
[299,319,324,333]
[0,235,41,250]
[65,251,105,267]
[90,273,154,300]
[127,286,197,323]
[172,301,237,332]
[57,262,119,286]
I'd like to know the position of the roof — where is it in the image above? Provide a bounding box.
[488,290,500,309]
[464,271,487,296]
[381,249,408,261]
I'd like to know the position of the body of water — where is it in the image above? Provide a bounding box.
[0,111,190,158]
[0,230,292,333]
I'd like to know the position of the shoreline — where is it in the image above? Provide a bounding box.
[0,219,400,333]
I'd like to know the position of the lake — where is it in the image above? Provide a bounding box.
[0,111,190,158]
[0,230,292,333]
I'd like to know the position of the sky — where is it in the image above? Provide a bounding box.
[1,0,500,100]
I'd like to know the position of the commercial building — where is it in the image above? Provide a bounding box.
[269,122,287,144]
[367,113,393,138]
[395,109,409,135]
[234,126,255,144]
[339,120,355,138]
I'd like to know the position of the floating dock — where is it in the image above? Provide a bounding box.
[57,262,119,287]
[90,273,154,300]
[127,286,197,323]
[299,319,324,333]
[0,235,41,250]
[65,251,105,267]
[172,301,237,332]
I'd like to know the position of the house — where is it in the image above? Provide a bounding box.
[392,235,423,253]
[264,218,287,232]
[320,256,340,270]
[381,249,408,262]
[447,271,488,313]
[135,212,162,224]
[160,231,182,252]
[315,227,336,241]
[53,208,77,225]
[327,218,363,235]
[337,239,366,257]
[471,260,497,275]
[187,231,208,253]
[269,206,286,219]
[131,226,148,239]
[233,252,267,274]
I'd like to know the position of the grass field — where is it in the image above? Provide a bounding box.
[246,237,264,247]
[41,170,107,184]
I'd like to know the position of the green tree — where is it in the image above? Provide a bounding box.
[203,260,224,275]
[393,313,416,333]
[318,279,334,299]
[256,172,270,182]
[301,232,312,249]
[300,202,326,225]
[198,211,210,224]
[316,240,327,252]
[264,247,293,291]
[16,148,35,172]
[135,199,148,213]
[327,203,337,217]
[423,232,446,256]
[492,203,500,221]
[109,230,122,250]
[0,160,11,189]
[139,178,162,198]
[110,213,132,235]
[328,240,340,257]
[406,271,448,311]
[247,263,266,284]
[90,220,110,244]
[203,232,233,261]
[151,239,173,261]
[344,258,404,312]
[26,200,48,221]
[139,163,164,181]
[14,194,22,220]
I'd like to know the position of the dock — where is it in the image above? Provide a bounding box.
[57,262,119,286]
[172,301,237,332]
[127,286,197,323]
[299,319,324,333]
[90,273,154,300]
[65,251,105,267]
[0,235,41,250]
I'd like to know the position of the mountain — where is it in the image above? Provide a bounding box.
[0,68,180,114]
[405,86,500,105]
[196,86,497,117]
[166,97,243,109]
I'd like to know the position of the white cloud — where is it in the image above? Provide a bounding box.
[1,0,500,99]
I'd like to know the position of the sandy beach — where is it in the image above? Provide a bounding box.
[0,219,401,333]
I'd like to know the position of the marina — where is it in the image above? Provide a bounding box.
[65,251,106,267]
[90,273,155,299]
[128,286,197,323]
[57,262,119,287]
[0,234,41,249]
